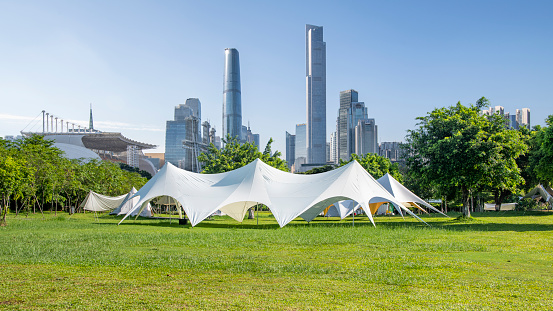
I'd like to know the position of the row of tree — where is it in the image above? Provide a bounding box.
[403,97,553,216]
[0,135,148,225]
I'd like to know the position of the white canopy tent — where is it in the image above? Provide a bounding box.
[524,184,553,207]
[376,173,449,217]
[323,200,363,219]
[80,191,128,212]
[80,188,152,217]
[110,187,152,217]
[120,159,427,227]
[484,203,516,211]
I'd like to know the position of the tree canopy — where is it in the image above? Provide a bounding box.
[0,135,148,223]
[530,115,553,185]
[198,135,288,173]
[339,153,402,182]
[404,98,527,216]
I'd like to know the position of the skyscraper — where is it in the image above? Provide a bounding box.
[285,131,296,170]
[222,48,242,141]
[355,118,378,155]
[329,131,337,164]
[521,108,531,129]
[305,24,326,164]
[295,123,307,166]
[165,99,201,169]
[337,89,364,161]
[89,104,94,130]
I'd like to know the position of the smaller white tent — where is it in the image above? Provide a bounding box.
[524,184,553,207]
[377,173,448,217]
[110,187,152,217]
[80,191,128,212]
[80,188,151,217]
[484,203,516,211]
[323,200,362,219]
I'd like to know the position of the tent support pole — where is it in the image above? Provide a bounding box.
[352,208,355,227]
[256,203,259,226]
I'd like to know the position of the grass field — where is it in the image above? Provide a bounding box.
[1,211,553,310]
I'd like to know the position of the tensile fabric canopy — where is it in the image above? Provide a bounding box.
[120,159,427,227]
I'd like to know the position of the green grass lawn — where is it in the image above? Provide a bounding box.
[1,211,552,310]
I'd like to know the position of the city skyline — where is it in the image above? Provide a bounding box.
[1,1,552,156]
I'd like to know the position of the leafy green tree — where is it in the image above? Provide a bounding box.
[481,110,528,211]
[300,165,335,175]
[530,115,553,185]
[198,135,288,173]
[404,98,526,217]
[0,148,34,225]
[339,153,402,181]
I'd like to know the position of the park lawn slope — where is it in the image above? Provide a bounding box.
[1,211,552,310]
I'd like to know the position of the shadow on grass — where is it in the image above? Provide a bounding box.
[97,211,553,232]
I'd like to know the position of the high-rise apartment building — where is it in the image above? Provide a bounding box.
[223,48,242,141]
[285,131,296,170]
[355,119,378,155]
[305,24,326,164]
[379,142,403,162]
[295,123,307,166]
[337,89,373,160]
[520,108,531,129]
[337,89,358,161]
[329,131,337,164]
[165,99,202,169]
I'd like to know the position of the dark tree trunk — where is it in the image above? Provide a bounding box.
[461,187,471,217]
[494,190,511,212]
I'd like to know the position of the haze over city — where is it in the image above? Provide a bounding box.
[1,0,551,155]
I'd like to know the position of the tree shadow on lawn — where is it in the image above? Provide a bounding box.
[100,213,553,232]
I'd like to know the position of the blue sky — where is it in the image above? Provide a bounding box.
[1,0,552,154]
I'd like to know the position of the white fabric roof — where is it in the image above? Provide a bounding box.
[324,200,362,219]
[110,187,152,217]
[524,184,553,205]
[80,188,151,217]
[80,191,128,212]
[484,203,516,211]
[377,173,448,217]
[120,159,427,227]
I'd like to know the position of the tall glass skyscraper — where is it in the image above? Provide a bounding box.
[305,24,326,164]
[295,123,307,163]
[165,99,201,169]
[285,131,296,170]
[222,48,242,141]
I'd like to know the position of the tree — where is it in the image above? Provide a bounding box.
[339,153,402,181]
[0,151,33,225]
[198,135,288,173]
[530,115,553,185]
[300,165,335,175]
[481,114,527,211]
[404,98,526,217]
[198,135,288,218]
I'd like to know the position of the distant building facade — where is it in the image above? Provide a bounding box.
[165,99,203,170]
[336,89,376,160]
[482,106,531,129]
[379,142,403,162]
[355,118,378,155]
[285,131,296,170]
[295,123,307,167]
